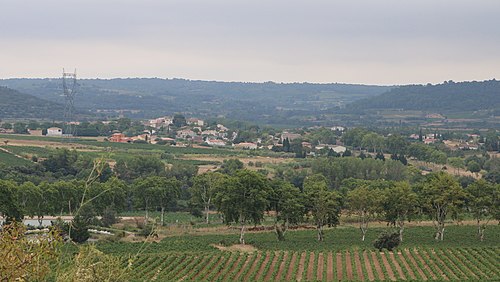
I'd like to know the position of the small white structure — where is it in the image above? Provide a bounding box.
[46,127,63,136]
[234,142,258,150]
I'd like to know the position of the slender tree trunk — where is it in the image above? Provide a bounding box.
[37,215,44,227]
[161,206,165,226]
[239,222,246,245]
[360,214,368,241]
[317,224,324,241]
[434,220,445,241]
[477,220,485,242]
[205,198,211,224]
[398,220,405,242]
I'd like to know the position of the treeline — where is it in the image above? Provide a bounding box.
[0,86,65,119]
[347,80,500,114]
[1,149,498,245]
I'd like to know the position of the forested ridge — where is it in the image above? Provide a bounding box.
[0,86,64,119]
[347,80,500,114]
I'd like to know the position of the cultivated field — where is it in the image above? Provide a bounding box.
[127,248,500,281]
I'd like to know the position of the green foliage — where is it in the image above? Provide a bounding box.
[373,231,401,251]
[218,158,244,175]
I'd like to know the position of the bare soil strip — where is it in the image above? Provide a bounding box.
[327,252,334,281]
[244,252,263,281]
[222,255,243,281]
[191,256,217,280]
[396,252,416,280]
[275,252,289,281]
[404,249,427,280]
[354,250,365,281]
[306,252,315,281]
[336,252,343,281]
[296,252,307,281]
[362,251,375,281]
[420,250,448,281]
[345,251,354,281]
[317,253,324,281]
[413,250,437,280]
[212,255,235,281]
[370,252,385,281]
[455,249,487,278]
[425,250,457,280]
[255,252,271,281]
[263,252,280,281]
[388,252,406,280]
[234,254,255,280]
[380,252,396,281]
[286,253,298,281]
[181,255,213,281]
[444,250,479,279]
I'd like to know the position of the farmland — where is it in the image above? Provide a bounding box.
[125,247,499,281]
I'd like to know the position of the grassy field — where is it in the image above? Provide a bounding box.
[0,149,32,166]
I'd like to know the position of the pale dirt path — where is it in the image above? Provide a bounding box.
[404,249,427,281]
[327,252,334,281]
[362,251,375,281]
[445,250,479,279]
[336,252,343,281]
[212,254,236,281]
[306,252,315,281]
[286,253,298,281]
[276,252,288,280]
[296,252,307,281]
[380,252,396,281]
[396,252,416,280]
[425,250,458,280]
[192,256,218,281]
[420,250,448,281]
[222,254,243,281]
[413,250,437,280]
[353,250,365,281]
[388,252,406,280]
[345,251,354,281]
[255,252,271,281]
[234,254,255,280]
[275,252,288,281]
[370,252,385,281]
[317,253,324,281]
[263,252,280,281]
[244,252,263,281]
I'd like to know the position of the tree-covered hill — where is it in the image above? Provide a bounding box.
[0,78,391,125]
[347,80,500,115]
[0,86,65,119]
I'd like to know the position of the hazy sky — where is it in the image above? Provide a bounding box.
[1,0,499,85]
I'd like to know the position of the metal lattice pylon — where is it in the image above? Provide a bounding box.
[62,69,78,137]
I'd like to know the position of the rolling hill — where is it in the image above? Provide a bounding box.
[0,86,65,119]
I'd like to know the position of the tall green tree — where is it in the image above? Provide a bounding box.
[268,179,304,241]
[419,172,466,241]
[383,182,418,242]
[189,172,226,224]
[467,180,499,241]
[347,185,385,241]
[303,174,341,241]
[214,170,269,244]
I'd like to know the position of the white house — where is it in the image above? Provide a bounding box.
[46,127,63,136]
[234,142,258,150]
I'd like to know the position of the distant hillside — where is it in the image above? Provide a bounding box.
[347,80,500,115]
[0,78,391,125]
[0,86,65,119]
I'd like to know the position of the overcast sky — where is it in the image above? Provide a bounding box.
[1,0,499,85]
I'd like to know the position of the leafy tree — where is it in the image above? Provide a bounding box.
[373,231,400,251]
[383,182,418,241]
[385,135,408,155]
[347,185,385,241]
[114,156,165,181]
[173,114,187,127]
[214,170,270,244]
[303,174,341,241]
[268,179,304,241]
[0,180,23,223]
[467,160,481,175]
[189,172,226,224]
[419,172,466,241]
[219,159,244,175]
[13,122,28,134]
[466,180,499,241]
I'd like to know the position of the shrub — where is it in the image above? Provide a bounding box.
[101,207,119,227]
[373,231,400,251]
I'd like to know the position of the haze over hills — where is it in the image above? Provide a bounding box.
[0,86,64,119]
[1,78,499,128]
[347,80,500,115]
[0,78,390,125]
